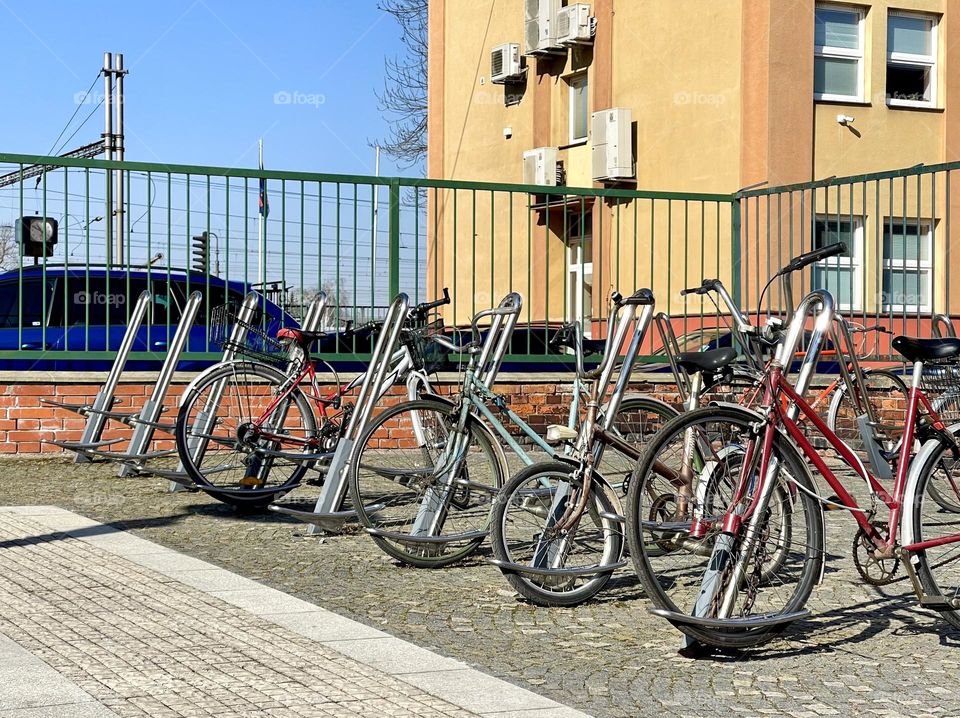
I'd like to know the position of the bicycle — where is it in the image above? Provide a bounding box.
[347,290,678,569]
[626,287,960,652]
[173,290,452,508]
[487,288,682,605]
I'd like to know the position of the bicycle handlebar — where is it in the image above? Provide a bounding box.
[779,242,846,275]
[409,288,450,318]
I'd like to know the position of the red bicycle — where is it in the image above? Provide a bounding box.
[626,288,960,651]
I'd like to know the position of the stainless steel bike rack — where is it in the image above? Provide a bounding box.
[116,291,204,476]
[933,313,957,338]
[42,291,154,461]
[270,292,411,533]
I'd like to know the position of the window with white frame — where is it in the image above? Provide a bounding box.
[565,211,593,336]
[883,220,933,311]
[814,5,865,102]
[568,74,588,144]
[811,216,863,310]
[887,12,938,107]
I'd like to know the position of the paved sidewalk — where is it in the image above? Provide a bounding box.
[0,506,590,718]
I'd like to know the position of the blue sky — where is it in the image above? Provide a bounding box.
[1,0,411,177]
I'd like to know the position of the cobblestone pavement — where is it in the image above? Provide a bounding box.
[4,459,960,717]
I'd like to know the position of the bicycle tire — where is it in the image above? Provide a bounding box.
[908,426,960,629]
[349,397,506,568]
[826,368,908,459]
[175,361,319,508]
[626,405,824,650]
[489,396,678,606]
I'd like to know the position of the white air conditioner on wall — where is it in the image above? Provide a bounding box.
[557,4,594,46]
[490,43,523,84]
[524,0,565,56]
[592,108,635,181]
[523,147,559,186]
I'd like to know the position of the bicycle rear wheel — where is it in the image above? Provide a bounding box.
[490,461,623,606]
[349,397,506,568]
[175,361,319,508]
[908,431,960,629]
[625,405,824,650]
[596,396,680,495]
[827,368,908,460]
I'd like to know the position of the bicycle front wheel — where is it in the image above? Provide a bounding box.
[349,397,506,568]
[490,461,623,607]
[908,432,960,629]
[625,405,824,650]
[175,361,319,508]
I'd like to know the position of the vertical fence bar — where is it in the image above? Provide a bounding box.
[389,178,402,300]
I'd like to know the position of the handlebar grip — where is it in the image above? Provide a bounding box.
[412,287,451,314]
[680,279,720,296]
[783,243,846,273]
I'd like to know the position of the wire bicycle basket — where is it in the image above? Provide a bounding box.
[404,315,449,375]
[922,359,960,424]
[209,302,291,366]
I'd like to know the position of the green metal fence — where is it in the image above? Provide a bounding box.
[0,151,736,366]
[737,161,958,359]
[0,151,952,368]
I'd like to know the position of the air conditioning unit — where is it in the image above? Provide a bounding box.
[490,43,523,84]
[592,108,635,181]
[557,4,593,46]
[524,0,564,56]
[523,147,559,186]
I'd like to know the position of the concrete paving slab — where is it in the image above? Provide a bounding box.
[261,609,389,641]
[0,508,592,718]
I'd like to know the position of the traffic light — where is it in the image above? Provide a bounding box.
[191,232,209,273]
[17,216,58,258]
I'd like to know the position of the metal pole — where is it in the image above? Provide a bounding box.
[114,53,125,266]
[119,291,203,476]
[102,52,113,266]
[372,144,380,290]
[258,139,265,289]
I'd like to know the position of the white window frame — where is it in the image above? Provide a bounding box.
[814,4,866,103]
[812,215,864,311]
[568,73,589,145]
[886,11,938,108]
[882,219,933,313]
[564,213,593,336]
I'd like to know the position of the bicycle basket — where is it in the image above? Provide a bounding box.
[210,302,291,366]
[922,360,960,423]
[406,316,449,374]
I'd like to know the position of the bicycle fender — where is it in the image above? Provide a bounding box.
[901,421,960,548]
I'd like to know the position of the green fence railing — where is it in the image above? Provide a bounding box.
[0,152,737,366]
[0,151,951,368]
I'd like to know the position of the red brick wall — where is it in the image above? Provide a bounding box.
[0,376,682,456]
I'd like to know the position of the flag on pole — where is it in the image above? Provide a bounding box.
[258,157,269,218]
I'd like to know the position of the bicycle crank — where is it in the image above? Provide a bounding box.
[852,521,900,586]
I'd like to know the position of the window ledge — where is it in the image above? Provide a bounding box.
[887,101,943,112]
[560,139,588,150]
[814,97,872,107]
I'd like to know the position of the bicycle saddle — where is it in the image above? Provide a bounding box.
[675,347,738,375]
[276,328,326,347]
[891,335,960,363]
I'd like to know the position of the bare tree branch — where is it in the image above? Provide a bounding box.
[375,0,428,169]
[0,225,18,271]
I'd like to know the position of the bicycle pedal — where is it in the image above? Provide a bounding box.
[238,476,265,488]
[823,494,845,511]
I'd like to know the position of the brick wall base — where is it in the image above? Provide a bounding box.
[0,372,682,457]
